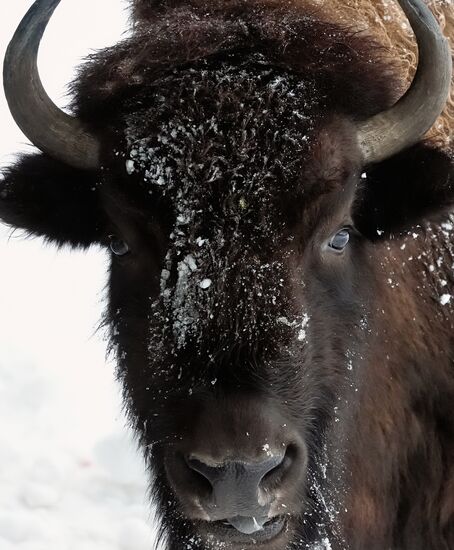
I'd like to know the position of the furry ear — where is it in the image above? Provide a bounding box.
[353,144,454,240]
[0,153,106,248]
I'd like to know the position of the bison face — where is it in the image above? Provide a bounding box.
[2,0,454,548]
[93,64,376,548]
[103,185,368,549]
[2,58,454,550]
[63,64,370,548]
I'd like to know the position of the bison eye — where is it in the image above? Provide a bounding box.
[109,236,130,256]
[328,228,350,252]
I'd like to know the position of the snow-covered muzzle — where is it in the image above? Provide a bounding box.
[101,57,369,549]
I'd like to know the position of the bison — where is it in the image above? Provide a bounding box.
[2,0,454,548]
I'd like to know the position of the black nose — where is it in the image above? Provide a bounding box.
[187,454,284,488]
[186,454,285,519]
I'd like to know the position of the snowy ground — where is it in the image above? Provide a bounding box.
[0,229,159,550]
[0,2,160,549]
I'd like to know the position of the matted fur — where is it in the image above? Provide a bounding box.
[73,0,399,128]
[311,0,454,150]
[130,0,454,150]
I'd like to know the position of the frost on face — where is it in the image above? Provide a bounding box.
[310,538,333,550]
[124,56,317,351]
[416,214,454,311]
[298,313,310,342]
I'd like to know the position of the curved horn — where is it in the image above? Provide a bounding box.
[357,0,452,165]
[3,0,101,170]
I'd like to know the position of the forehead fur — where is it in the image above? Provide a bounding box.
[73,0,398,124]
[117,61,309,354]
[124,58,316,210]
[107,60,359,360]
[76,0,389,359]
[121,57,359,226]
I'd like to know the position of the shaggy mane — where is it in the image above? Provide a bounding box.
[72,0,400,129]
[127,0,454,150]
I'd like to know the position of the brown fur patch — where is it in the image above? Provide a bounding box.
[73,0,399,129]
[129,0,454,150]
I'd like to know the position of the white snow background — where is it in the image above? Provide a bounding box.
[0,2,160,549]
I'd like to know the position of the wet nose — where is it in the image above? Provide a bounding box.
[187,454,284,490]
[186,454,285,520]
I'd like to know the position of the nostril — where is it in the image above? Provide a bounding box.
[261,445,295,486]
[261,453,285,479]
[184,456,214,493]
[186,457,219,484]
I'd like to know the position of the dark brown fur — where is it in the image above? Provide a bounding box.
[72,0,398,123]
[1,1,454,549]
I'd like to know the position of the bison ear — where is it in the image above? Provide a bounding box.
[0,153,106,248]
[354,144,454,240]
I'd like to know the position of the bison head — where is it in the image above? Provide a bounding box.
[1,0,453,548]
